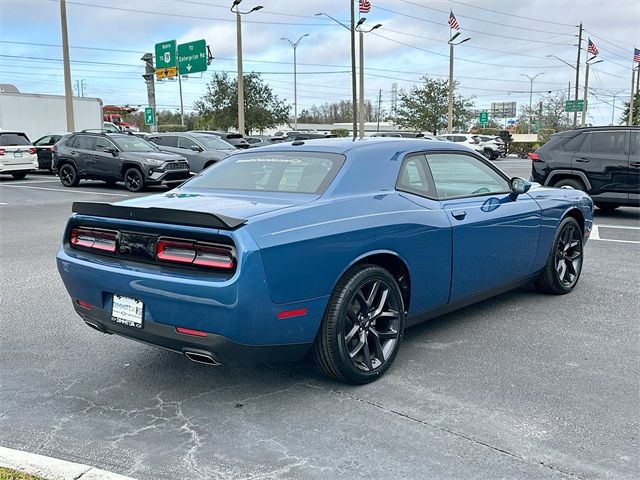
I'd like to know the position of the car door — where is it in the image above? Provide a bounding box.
[574,130,629,202]
[72,135,96,176]
[151,135,181,156]
[629,131,640,205]
[177,136,203,171]
[424,151,541,302]
[93,137,120,179]
[33,135,54,168]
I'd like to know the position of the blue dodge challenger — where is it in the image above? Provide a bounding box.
[57,138,593,383]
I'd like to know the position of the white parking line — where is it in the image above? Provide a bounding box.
[0,184,129,197]
[590,224,640,244]
[1,179,61,185]
[0,202,7,205]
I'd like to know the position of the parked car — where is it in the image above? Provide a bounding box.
[531,126,639,211]
[190,131,250,149]
[246,135,279,148]
[148,132,234,172]
[440,134,484,154]
[57,138,593,384]
[53,132,190,192]
[33,132,69,171]
[472,135,506,160]
[283,132,337,142]
[103,122,121,133]
[0,130,38,179]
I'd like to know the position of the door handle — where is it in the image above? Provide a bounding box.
[70,150,79,155]
[451,209,467,220]
[575,157,590,163]
[630,162,640,168]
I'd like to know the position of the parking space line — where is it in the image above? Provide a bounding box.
[0,202,7,205]
[590,225,640,244]
[0,184,129,197]
[1,179,62,185]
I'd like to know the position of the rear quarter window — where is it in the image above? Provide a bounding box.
[561,133,585,151]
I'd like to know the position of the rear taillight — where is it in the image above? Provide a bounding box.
[29,147,37,155]
[156,239,235,270]
[0,149,5,156]
[70,228,117,252]
[529,152,540,161]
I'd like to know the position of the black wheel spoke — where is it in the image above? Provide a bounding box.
[366,281,380,307]
[345,324,359,344]
[370,333,385,363]
[555,223,583,287]
[370,287,389,318]
[361,337,373,370]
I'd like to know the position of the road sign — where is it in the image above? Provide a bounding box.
[491,102,517,118]
[155,40,176,70]
[178,39,208,75]
[155,66,177,80]
[144,107,154,126]
[478,111,489,125]
[565,100,584,112]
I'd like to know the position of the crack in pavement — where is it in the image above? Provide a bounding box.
[262,365,586,480]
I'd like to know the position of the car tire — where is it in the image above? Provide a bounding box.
[11,172,28,180]
[59,164,79,187]
[483,148,493,159]
[313,264,405,384]
[595,202,619,211]
[124,168,145,192]
[534,216,584,295]
[490,151,499,160]
[552,178,586,192]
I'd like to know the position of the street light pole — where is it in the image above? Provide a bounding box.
[574,23,583,128]
[282,34,309,132]
[521,73,544,134]
[231,0,263,136]
[356,21,382,139]
[582,58,603,127]
[59,0,74,132]
[447,32,470,134]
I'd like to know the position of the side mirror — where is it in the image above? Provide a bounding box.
[105,148,118,156]
[510,177,531,195]
[190,145,202,152]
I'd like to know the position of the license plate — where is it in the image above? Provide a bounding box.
[111,295,144,328]
[13,152,23,158]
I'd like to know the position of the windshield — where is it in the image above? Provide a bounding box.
[196,135,234,150]
[112,136,158,152]
[185,152,346,194]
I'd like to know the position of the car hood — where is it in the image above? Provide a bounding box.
[126,151,185,161]
[115,189,317,221]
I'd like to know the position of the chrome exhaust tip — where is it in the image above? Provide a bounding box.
[84,320,105,333]
[184,350,221,366]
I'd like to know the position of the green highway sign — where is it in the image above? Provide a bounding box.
[478,111,489,125]
[144,107,154,126]
[178,39,208,75]
[155,40,176,70]
[565,100,584,112]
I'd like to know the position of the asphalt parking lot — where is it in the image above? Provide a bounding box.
[1,158,638,480]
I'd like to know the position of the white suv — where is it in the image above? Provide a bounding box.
[440,134,484,154]
[0,130,39,179]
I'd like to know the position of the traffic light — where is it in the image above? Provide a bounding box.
[141,53,154,83]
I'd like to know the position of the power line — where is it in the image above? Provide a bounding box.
[448,0,575,27]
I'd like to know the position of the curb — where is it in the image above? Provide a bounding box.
[0,446,136,480]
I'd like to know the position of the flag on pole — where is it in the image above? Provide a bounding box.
[587,38,599,56]
[634,47,640,63]
[359,0,371,14]
[448,10,460,30]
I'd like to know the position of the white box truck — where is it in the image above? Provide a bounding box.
[0,90,103,141]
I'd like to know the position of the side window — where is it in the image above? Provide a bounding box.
[75,136,95,150]
[562,133,584,151]
[148,136,161,145]
[590,131,627,155]
[34,136,51,146]
[396,155,435,198]
[95,137,115,152]
[425,153,510,198]
[162,136,179,148]
[631,132,639,158]
[178,137,198,150]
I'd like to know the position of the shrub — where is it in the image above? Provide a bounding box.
[475,128,501,136]
[330,128,350,137]
[159,124,188,132]
[508,141,544,155]
[537,129,555,143]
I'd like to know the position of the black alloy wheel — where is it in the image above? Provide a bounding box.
[535,217,584,294]
[313,264,405,383]
[124,168,145,192]
[59,164,79,187]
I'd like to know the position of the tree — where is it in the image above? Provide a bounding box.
[516,91,571,133]
[395,76,474,134]
[620,92,640,125]
[194,72,290,133]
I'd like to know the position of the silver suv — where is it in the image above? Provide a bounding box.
[148,133,234,173]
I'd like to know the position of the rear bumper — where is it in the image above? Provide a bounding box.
[0,158,38,173]
[72,301,311,364]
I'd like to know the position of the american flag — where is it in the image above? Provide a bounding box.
[587,38,599,56]
[634,47,640,63]
[359,0,371,14]
[448,10,460,30]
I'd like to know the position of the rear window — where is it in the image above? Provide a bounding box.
[0,133,31,146]
[185,152,346,194]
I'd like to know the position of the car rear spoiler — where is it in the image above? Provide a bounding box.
[72,202,247,230]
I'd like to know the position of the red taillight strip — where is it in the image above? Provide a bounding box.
[76,299,92,309]
[529,152,540,161]
[156,240,196,264]
[176,327,208,337]
[70,228,117,252]
[277,308,308,320]
[156,238,235,270]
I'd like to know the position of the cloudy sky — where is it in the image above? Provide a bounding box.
[1,0,639,126]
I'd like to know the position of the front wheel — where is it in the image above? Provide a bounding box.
[534,217,584,295]
[313,264,405,384]
[124,168,145,192]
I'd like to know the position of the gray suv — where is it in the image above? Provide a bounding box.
[148,133,234,172]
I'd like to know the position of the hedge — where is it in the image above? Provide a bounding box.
[508,141,543,156]
[158,124,188,132]
[330,128,350,137]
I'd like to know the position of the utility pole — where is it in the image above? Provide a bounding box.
[573,23,583,128]
[376,89,382,133]
[447,32,470,133]
[178,73,185,126]
[611,91,618,125]
[350,1,357,140]
[356,21,382,139]
[141,53,157,132]
[567,81,571,125]
[582,57,603,127]
[630,68,636,125]
[521,73,544,134]
[60,0,74,132]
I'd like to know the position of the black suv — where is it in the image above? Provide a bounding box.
[53,132,190,192]
[531,126,639,210]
